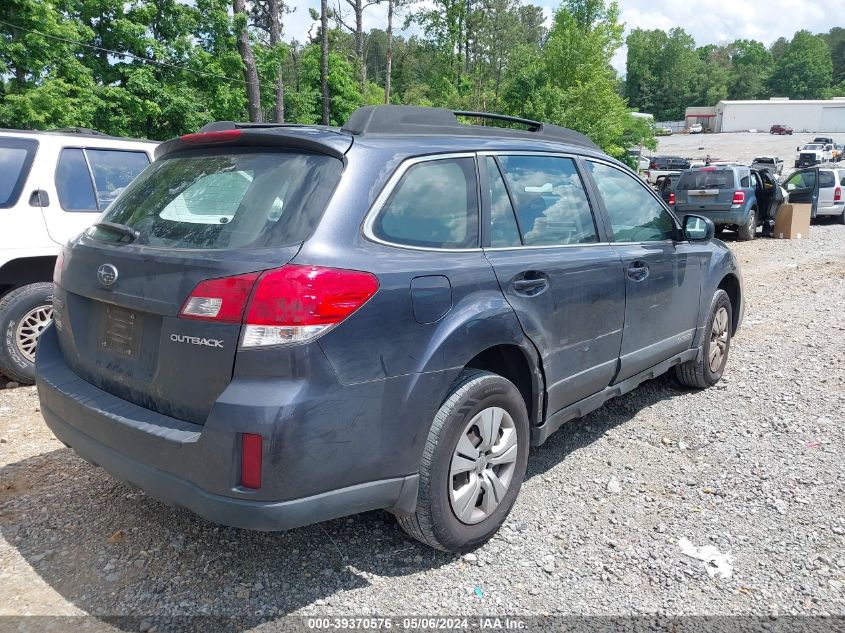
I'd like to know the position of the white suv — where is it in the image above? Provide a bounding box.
[0,128,156,383]
[782,167,845,223]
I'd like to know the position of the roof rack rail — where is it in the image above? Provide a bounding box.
[341,105,599,150]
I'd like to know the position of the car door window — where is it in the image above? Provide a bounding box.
[55,148,98,211]
[485,157,521,247]
[587,161,675,242]
[373,157,478,249]
[496,155,597,246]
[0,137,38,208]
[85,149,150,209]
[784,170,816,192]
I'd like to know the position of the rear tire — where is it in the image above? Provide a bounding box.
[839,209,845,225]
[0,283,54,384]
[397,369,530,552]
[675,289,732,389]
[737,208,757,241]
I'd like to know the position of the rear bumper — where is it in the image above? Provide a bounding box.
[816,202,845,217]
[675,207,748,226]
[36,325,432,530]
[42,403,418,530]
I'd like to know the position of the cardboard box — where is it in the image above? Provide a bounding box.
[773,203,811,240]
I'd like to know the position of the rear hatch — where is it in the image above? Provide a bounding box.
[674,168,736,213]
[53,135,347,424]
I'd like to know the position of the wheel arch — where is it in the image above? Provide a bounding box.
[464,343,545,428]
[0,256,57,298]
[717,273,741,335]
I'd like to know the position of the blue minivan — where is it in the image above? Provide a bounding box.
[37,106,744,551]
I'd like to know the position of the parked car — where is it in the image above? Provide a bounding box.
[656,173,681,205]
[36,105,744,552]
[673,165,784,240]
[782,167,845,224]
[627,147,651,172]
[751,156,784,176]
[813,136,834,145]
[0,128,156,384]
[655,126,673,136]
[646,156,692,184]
[795,143,833,168]
[770,124,793,135]
[688,123,703,134]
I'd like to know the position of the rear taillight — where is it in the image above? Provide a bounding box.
[179,272,259,323]
[180,130,242,144]
[732,191,745,205]
[835,187,842,202]
[178,265,380,347]
[240,433,262,489]
[53,250,66,285]
[668,192,676,205]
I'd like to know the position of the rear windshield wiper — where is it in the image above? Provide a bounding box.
[94,222,140,243]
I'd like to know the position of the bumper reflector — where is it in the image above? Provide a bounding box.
[241,433,263,489]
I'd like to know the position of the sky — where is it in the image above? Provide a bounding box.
[282,0,843,76]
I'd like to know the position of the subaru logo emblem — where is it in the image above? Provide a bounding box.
[97,263,118,287]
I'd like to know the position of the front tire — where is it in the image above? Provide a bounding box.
[0,283,54,384]
[675,289,732,389]
[397,369,530,552]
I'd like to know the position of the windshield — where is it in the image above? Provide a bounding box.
[803,145,823,151]
[753,158,774,164]
[88,150,342,249]
[677,169,736,190]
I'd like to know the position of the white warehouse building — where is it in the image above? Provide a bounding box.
[711,98,845,133]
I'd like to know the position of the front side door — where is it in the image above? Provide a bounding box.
[480,154,625,414]
[43,146,151,245]
[584,160,703,383]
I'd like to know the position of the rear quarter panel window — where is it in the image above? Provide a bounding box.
[373,157,479,249]
[0,137,38,208]
[86,149,150,209]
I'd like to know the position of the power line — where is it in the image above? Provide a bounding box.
[0,18,271,90]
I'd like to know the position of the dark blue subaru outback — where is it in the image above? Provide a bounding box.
[37,106,743,552]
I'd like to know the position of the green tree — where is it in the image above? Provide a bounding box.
[768,30,832,99]
[728,39,772,100]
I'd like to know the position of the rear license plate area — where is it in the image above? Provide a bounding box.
[101,304,140,358]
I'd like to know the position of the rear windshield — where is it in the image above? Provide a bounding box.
[677,169,736,191]
[0,137,38,208]
[89,150,342,249]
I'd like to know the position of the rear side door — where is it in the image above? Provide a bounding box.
[480,153,625,414]
[43,146,151,245]
[583,159,703,383]
[816,170,836,213]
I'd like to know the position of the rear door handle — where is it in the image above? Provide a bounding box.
[627,261,650,281]
[512,274,549,296]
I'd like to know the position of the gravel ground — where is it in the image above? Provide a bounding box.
[1,225,844,629]
[654,131,845,168]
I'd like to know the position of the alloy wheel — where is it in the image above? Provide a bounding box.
[448,406,519,525]
[709,306,729,373]
[15,304,53,363]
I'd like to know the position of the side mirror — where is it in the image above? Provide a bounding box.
[683,214,714,242]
